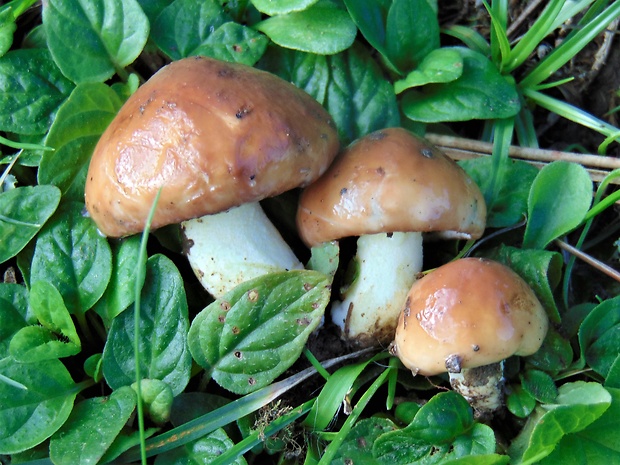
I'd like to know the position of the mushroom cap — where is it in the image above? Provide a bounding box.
[296,127,486,247]
[392,257,548,376]
[85,56,339,237]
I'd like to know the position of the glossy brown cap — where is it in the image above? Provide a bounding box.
[296,128,486,247]
[392,258,548,376]
[85,56,339,237]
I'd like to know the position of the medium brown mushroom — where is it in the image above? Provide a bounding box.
[390,257,549,419]
[85,56,339,297]
[296,128,486,347]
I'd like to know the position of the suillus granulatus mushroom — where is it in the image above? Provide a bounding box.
[85,56,339,297]
[390,257,549,419]
[296,127,486,347]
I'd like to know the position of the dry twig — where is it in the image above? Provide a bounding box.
[426,133,620,184]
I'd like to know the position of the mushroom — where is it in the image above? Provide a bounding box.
[390,257,549,419]
[296,128,486,347]
[85,56,339,297]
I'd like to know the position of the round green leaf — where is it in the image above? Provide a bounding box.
[523,161,593,249]
[325,43,400,144]
[188,270,330,395]
[0,48,74,134]
[43,0,149,83]
[251,0,319,15]
[38,82,124,201]
[579,295,620,378]
[102,254,191,396]
[194,22,268,66]
[0,357,77,454]
[151,0,230,60]
[93,235,145,324]
[0,185,61,265]
[30,201,112,315]
[49,386,136,465]
[401,47,520,122]
[256,2,357,55]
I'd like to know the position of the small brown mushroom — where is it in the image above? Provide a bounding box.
[390,257,549,419]
[85,56,339,297]
[296,128,486,347]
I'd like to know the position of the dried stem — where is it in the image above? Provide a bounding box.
[426,133,620,184]
[555,239,620,283]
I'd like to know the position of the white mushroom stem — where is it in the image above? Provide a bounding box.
[331,231,423,346]
[446,355,505,421]
[182,202,303,298]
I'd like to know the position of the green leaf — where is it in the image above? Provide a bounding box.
[188,270,330,395]
[525,327,574,377]
[256,1,357,55]
[49,386,136,465]
[30,202,112,315]
[372,391,494,464]
[520,369,558,404]
[509,381,611,465]
[131,379,173,425]
[579,295,620,378]
[93,235,146,324]
[401,47,520,122]
[154,427,247,465]
[442,455,510,465]
[523,161,593,249]
[404,391,474,443]
[306,241,339,280]
[304,355,375,432]
[536,387,620,464]
[331,417,397,464]
[394,48,464,93]
[251,0,319,15]
[325,43,400,144]
[43,0,149,83]
[0,48,74,134]
[506,384,537,419]
[459,158,539,228]
[485,244,563,323]
[103,254,191,396]
[258,46,330,109]
[151,0,230,60]
[0,185,61,264]
[9,281,81,362]
[0,8,16,57]
[38,82,124,201]
[0,357,78,454]
[384,0,440,72]
[195,22,268,66]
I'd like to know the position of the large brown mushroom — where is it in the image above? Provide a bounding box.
[85,56,339,297]
[390,257,549,419]
[296,128,486,347]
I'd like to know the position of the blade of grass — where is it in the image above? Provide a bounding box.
[523,88,620,144]
[134,188,162,465]
[484,0,511,70]
[303,351,387,432]
[109,348,376,463]
[562,168,620,307]
[316,362,394,465]
[441,24,490,55]
[485,117,515,210]
[210,399,315,465]
[505,0,566,72]
[520,0,620,88]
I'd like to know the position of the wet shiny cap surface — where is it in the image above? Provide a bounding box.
[392,257,549,376]
[85,56,339,237]
[296,127,486,247]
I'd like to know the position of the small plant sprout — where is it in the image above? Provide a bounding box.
[85,56,339,297]
[297,128,486,347]
[390,257,548,420]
